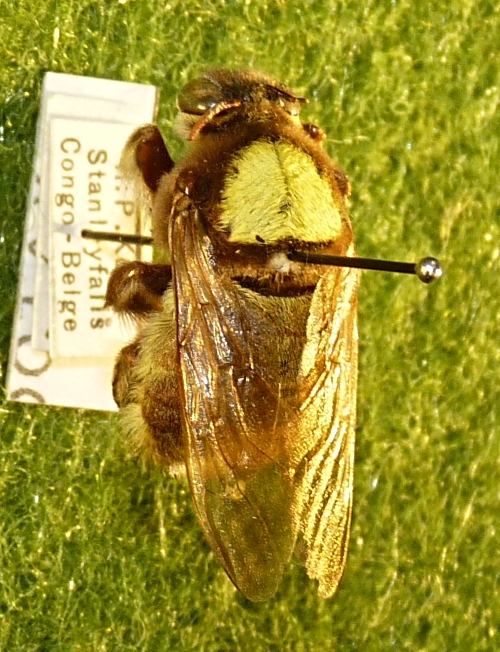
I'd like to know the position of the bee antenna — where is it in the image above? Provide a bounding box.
[266,84,309,104]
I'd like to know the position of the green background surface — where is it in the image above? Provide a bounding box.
[1,1,499,650]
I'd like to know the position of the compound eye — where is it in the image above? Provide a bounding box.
[177,77,223,115]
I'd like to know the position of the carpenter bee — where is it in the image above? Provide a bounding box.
[101,69,411,601]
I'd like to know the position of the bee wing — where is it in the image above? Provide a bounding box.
[296,261,359,598]
[169,197,298,602]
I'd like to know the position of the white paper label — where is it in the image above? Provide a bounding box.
[48,118,148,359]
[6,73,160,411]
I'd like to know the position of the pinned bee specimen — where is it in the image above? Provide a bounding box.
[86,69,441,602]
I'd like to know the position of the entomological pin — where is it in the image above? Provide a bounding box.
[85,69,441,602]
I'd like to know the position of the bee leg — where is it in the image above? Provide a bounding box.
[126,125,175,192]
[114,306,184,465]
[112,340,140,408]
[105,261,172,316]
[107,267,183,465]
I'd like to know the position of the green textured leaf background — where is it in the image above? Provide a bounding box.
[1,1,498,650]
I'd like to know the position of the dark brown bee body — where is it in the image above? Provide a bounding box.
[106,69,358,601]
